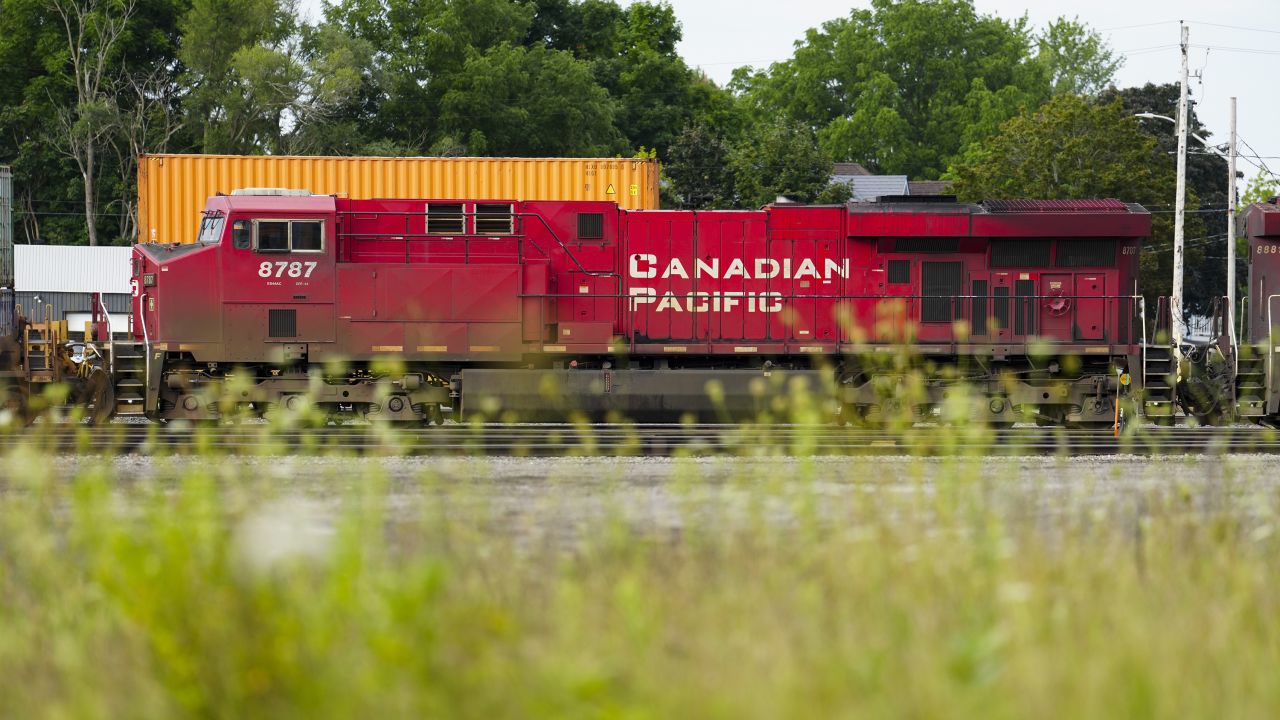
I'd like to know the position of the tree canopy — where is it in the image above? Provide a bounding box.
[948,94,1226,314]
[729,0,1119,179]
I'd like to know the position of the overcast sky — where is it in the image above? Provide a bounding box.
[630,0,1279,192]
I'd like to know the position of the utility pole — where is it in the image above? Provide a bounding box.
[1172,22,1190,347]
[1227,97,1238,335]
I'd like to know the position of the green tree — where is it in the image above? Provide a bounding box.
[733,0,1118,180]
[0,0,187,245]
[1239,168,1278,206]
[1103,83,1232,306]
[730,121,839,208]
[949,94,1218,313]
[665,123,734,209]
[440,43,622,156]
[523,0,738,157]
[179,0,297,153]
[324,0,535,152]
[1035,17,1122,96]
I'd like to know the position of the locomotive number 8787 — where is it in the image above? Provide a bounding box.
[123,189,1155,426]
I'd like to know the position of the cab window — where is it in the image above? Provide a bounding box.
[197,214,225,245]
[232,220,250,249]
[254,219,323,253]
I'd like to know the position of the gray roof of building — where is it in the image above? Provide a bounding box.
[833,175,910,200]
[15,245,133,294]
[832,162,874,176]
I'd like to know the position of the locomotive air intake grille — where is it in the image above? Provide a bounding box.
[887,260,910,284]
[991,239,1051,268]
[1014,280,1035,335]
[994,287,1010,329]
[892,237,960,253]
[1056,239,1116,267]
[972,280,988,336]
[921,262,962,323]
[269,309,297,338]
[578,212,605,240]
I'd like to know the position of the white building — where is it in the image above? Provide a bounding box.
[14,245,133,337]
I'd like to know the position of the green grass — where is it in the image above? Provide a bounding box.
[3,444,1280,719]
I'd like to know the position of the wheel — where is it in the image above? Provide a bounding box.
[83,369,115,426]
[1,383,32,427]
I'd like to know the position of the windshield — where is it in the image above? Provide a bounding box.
[197,214,225,245]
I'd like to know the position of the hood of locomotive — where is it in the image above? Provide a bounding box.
[131,241,219,344]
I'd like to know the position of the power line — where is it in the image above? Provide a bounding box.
[1188,20,1280,36]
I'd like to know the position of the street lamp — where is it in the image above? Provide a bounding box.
[1134,113,1223,156]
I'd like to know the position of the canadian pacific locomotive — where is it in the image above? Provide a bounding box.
[116,191,1156,426]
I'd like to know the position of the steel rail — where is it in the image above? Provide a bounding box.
[4,425,1279,458]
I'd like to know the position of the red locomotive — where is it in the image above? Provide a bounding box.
[125,190,1150,425]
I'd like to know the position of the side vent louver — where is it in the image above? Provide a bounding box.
[577,212,605,240]
[269,309,297,338]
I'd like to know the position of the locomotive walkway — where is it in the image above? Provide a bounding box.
[4,423,1280,457]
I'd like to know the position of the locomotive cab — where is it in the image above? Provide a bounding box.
[133,189,338,365]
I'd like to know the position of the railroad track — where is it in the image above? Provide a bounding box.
[3,422,1280,456]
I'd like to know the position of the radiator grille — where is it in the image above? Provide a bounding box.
[577,212,604,240]
[991,239,1051,268]
[994,286,1010,330]
[1014,279,1035,335]
[1056,239,1116,267]
[972,280,988,336]
[269,309,297,338]
[893,237,960,253]
[887,260,910,284]
[921,262,962,323]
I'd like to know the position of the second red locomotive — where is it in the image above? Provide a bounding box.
[129,191,1150,424]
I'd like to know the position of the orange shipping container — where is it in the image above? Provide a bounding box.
[137,154,661,244]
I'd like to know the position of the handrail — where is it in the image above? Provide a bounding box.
[1239,294,1249,347]
[1228,294,1238,381]
[1139,295,1148,391]
[140,293,151,404]
[1267,294,1279,411]
[97,293,115,374]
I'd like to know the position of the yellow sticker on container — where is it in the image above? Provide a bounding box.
[605,183,616,195]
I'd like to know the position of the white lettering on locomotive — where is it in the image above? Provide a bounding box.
[258,261,318,279]
[630,288,785,313]
[628,252,846,313]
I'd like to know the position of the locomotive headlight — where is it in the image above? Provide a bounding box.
[142,273,157,287]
